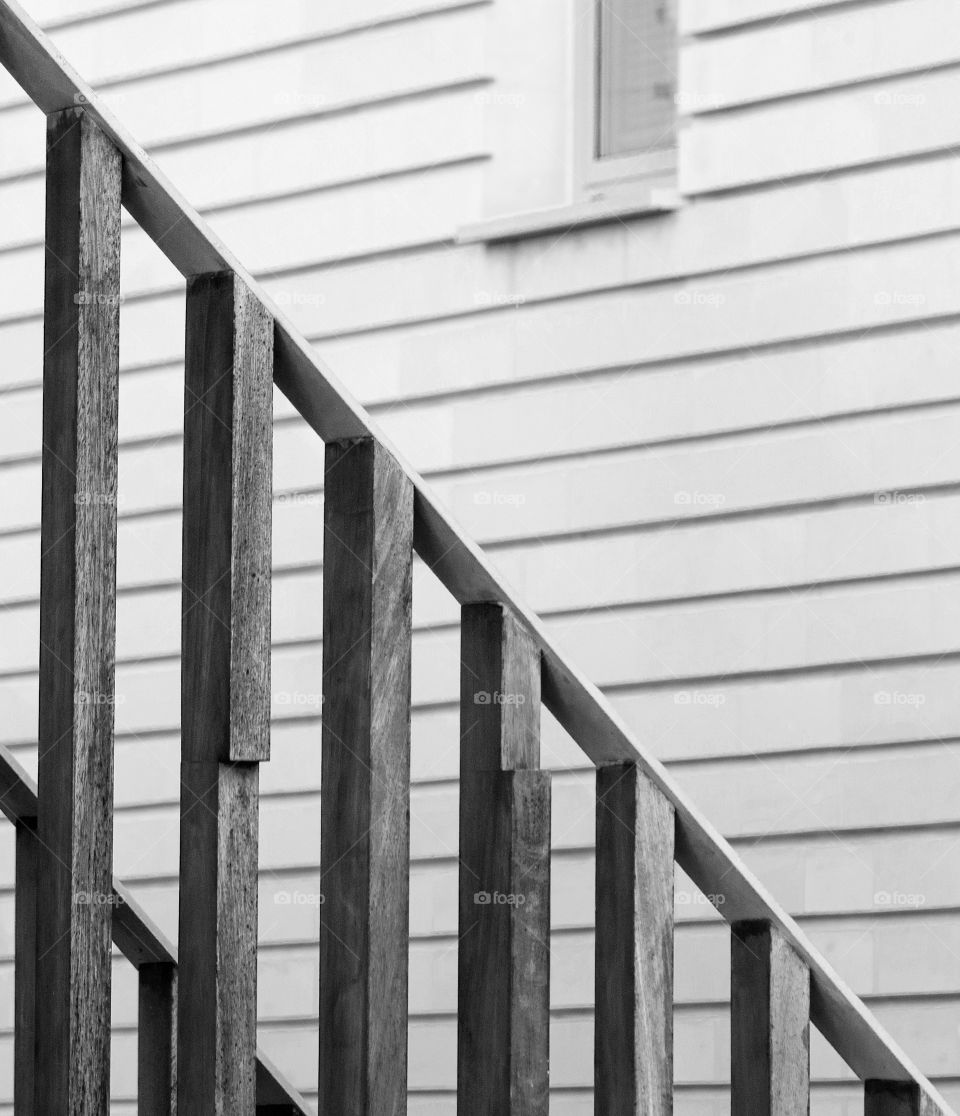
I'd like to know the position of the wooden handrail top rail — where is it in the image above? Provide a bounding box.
[0,0,951,1106]
[0,743,313,1116]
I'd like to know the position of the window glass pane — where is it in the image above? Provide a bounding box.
[596,0,677,159]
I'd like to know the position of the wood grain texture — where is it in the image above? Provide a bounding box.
[179,270,271,1116]
[595,762,674,1116]
[731,921,810,1116]
[0,744,312,1116]
[14,821,37,1116]
[182,270,273,765]
[458,769,551,1115]
[461,602,542,772]
[458,601,549,1116]
[139,962,177,1116]
[0,2,951,1103]
[319,437,414,1116]
[36,106,121,1116]
[178,761,260,1116]
[866,1081,945,1116]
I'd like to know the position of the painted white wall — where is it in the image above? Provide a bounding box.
[0,0,958,1111]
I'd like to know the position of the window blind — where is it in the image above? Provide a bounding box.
[596,0,678,159]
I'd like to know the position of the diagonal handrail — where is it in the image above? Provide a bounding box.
[0,743,313,1115]
[0,0,952,1107]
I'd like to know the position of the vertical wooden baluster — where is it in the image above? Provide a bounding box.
[36,107,122,1116]
[865,1082,939,1116]
[458,603,551,1116]
[595,762,674,1115]
[731,920,810,1116]
[319,437,414,1116]
[179,271,273,1116]
[139,962,177,1116]
[15,820,38,1116]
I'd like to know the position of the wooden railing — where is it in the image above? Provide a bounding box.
[0,0,953,1112]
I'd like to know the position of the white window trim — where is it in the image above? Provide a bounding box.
[459,0,679,245]
[573,0,678,205]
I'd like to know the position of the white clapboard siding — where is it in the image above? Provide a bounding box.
[683,0,960,109]
[0,0,957,1106]
[0,911,955,1023]
[4,560,960,687]
[2,392,958,537]
[0,157,486,314]
[315,234,960,400]
[8,148,960,374]
[8,138,960,342]
[683,66,960,192]
[50,740,960,876]
[7,324,960,478]
[0,3,489,176]
[0,825,957,936]
[7,675,960,804]
[27,0,487,94]
[682,0,872,34]
[1,650,959,764]
[5,460,960,631]
[0,86,488,269]
[25,0,154,26]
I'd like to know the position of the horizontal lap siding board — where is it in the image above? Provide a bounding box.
[8,389,960,537]
[10,157,960,371]
[0,5,489,179]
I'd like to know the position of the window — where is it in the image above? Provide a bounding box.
[576,0,679,204]
[457,0,679,243]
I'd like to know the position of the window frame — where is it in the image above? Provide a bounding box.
[573,0,679,206]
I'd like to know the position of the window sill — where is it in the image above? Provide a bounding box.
[457,187,681,245]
